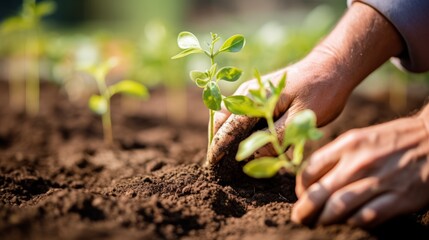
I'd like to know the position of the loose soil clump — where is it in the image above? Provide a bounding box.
[1,82,429,239]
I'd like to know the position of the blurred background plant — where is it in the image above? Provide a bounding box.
[1,0,55,115]
[1,0,428,120]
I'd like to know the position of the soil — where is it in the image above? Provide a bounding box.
[1,81,429,240]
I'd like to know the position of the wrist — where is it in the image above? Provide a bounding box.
[303,2,403,93]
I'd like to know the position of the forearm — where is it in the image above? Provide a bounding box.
[304,2,404,94]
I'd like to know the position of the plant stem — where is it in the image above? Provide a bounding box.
[8,57,25,112]
[96,76,113,146]
[102,99,113,146]
[208,109,215,149]
[207,44,216,150]
[266,115,284,156]
[25,31,39,116]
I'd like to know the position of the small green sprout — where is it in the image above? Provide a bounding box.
[0,0,56,115]
[224,70,323,178]
[172,31,245,150]
[83,59,149,145]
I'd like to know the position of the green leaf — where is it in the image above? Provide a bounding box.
[243,157,283,178]
[35,1,56,18]
[219,34,245,53]
[276,73,287,94]
[190,70,210,88]
[0,16,25,33]
[292,140,305,166]
[223,96,265,117]
[171,48,204,59]
[248,89,265,104]
[254,69,262,85]
[266,94,280,116]
[177,31,201,49]
[237,131,274,161]
[203,82,222,111]
[82,58,118,82]
[283,109,321,147]
[253,69,266,99]
[88,95,107,115]
[268,81,277,96]
[308,128,324,140]
[216,67,242,82]
[210,32,220,44]
[108,80,149,99]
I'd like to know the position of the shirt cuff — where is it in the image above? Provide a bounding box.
[348,0,429,72]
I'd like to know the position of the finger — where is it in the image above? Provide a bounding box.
[293,154,365,226]
[295,149,339,197]
[317,177,381,225]
[291,182,330,226]
[298,130,361,195]
[207,114,259,165]
[347,193,400,228]
[214,106,231,134]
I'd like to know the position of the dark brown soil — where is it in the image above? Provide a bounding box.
[1,81,429,240]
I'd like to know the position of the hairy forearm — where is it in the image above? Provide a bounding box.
[305,2,404,93]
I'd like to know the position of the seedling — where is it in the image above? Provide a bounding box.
[223,70,323,178]
[0,0,55,115]
[83,59,149,145]
[172,31,245,149]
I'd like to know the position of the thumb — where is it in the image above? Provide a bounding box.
[213,105,231,135]
[207,114,259,165]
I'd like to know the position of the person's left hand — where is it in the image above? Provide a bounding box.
[292,111,429,228]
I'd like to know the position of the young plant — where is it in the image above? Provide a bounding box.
[84,59,149,145]
[223,70,323,178]
[172,31,245,149]
[1,0,55,115]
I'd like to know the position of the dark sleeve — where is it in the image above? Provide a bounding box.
[348,0,429,73]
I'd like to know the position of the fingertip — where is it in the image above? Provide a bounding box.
[292,183,330,226]
[291,197,315,226]
[291,203,302,224]
[209,114,260,165]
[295,173,305,198]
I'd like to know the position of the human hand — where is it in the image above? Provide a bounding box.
[292,113,429,228]
[207,56,352,164]
[206,2,404,165]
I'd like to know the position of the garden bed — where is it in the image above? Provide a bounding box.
[1,82,429,239]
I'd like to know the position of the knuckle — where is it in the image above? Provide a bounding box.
[328,193,345,212]
[308,152,322,166]
[340,129,365,146]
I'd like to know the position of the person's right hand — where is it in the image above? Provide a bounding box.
[206,2,404,165]
[207,52,353,164]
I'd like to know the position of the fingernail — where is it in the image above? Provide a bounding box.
[291,203,301,223]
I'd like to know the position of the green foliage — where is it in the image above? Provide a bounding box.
[219,35,245,53]
[243,157,284,178]
[236,131,274,160]
[0,0,56,115]
[89,95,108,115]
[83,59,149,145]
[109,80,149,98]
[224,71,322,178]
[172,31,245,148]
[203,82,222,111]
[1,0,55,34]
